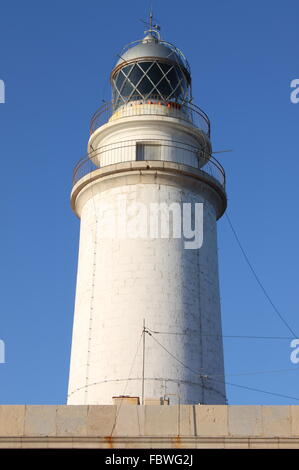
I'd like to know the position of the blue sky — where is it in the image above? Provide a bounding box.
[0,0,298,404]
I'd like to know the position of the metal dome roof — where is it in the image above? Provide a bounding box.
[115,32,190,74]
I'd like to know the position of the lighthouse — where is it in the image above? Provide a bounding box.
[67,22,227,406]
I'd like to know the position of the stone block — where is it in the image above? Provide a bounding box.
[144,405,179,437]
[291,406,299,436]
[87,405,116,436]
[177,405,194,436]
[262,406,291,437]
[0,406,25,437]
[112,405,144,437]
[24,406,56,437]
[228,406,262,436]
[195,405,228,436]
[56,406,88,437]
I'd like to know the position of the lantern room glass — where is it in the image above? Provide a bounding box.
[112,60,191,110]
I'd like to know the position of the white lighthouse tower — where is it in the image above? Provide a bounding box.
[67,22,227,406]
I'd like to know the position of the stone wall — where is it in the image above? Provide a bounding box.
[0,405,298,448]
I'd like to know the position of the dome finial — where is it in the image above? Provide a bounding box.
[140,8,161,41]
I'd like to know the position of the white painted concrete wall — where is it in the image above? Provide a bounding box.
[88,111,210,169]
[68,177,226,405]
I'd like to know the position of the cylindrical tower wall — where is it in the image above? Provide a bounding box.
[67,165,226,405]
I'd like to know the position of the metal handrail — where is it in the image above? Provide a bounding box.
[72,140,225,190]
[89,98,211,137]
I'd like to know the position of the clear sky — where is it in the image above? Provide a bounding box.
[0,0,298,405]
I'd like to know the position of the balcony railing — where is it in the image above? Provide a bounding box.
[89,97,211,137]
[72,140,225,190]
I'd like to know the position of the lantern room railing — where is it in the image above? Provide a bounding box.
[72,140,225,191]
[89,97,211,137]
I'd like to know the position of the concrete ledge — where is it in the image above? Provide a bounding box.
[0,405,298,448]
[71,161,227,219]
